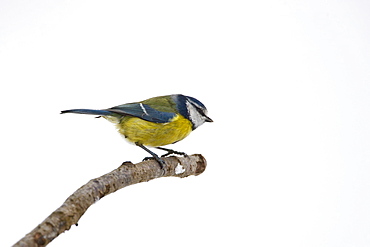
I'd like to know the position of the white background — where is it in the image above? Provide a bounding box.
[1,1,370,246]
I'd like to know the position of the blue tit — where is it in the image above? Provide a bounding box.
[61,94,212,167]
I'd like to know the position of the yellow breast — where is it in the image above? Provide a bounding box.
[116,114,193,147]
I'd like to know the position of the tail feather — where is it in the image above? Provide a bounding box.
[60,109,113,116]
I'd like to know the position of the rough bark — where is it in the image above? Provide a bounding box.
[13,154,207,247]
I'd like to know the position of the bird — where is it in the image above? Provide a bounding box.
[61,94,212,168]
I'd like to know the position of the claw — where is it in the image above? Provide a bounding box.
[142,156,166,169]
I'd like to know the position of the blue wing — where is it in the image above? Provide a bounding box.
[108,103,176,123]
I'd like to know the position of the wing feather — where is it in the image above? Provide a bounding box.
[108,103,176,123]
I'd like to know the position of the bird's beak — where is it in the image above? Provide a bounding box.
[205,116,213,122]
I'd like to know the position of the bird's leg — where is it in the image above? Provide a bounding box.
[156,147,188,158]
[136,143,166,169]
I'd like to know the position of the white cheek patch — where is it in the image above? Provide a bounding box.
[186,101,204,129]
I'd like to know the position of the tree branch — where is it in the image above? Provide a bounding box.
[13,154,207,247]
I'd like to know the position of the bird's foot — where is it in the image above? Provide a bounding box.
[136,143,166,173]
[142,156,166,170]
[156,147,188,158]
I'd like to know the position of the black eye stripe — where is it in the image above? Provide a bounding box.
[191,102,207,116]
